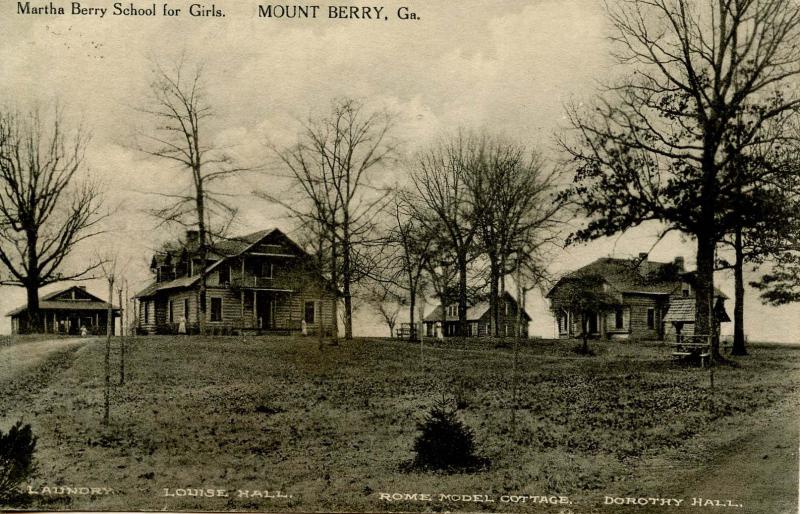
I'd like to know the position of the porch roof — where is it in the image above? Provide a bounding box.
[7,300,118,316]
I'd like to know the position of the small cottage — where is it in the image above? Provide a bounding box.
[7,285,120,335]
[547,254,730,341]
[423,292,531,338]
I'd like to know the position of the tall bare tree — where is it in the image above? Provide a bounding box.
[137,58,246,334]
[0,108,105,332]
[465,135,565,337]
[560,0,800,359]
[409,132,481,337]
[379,197,432,341]
[263,98,396,340]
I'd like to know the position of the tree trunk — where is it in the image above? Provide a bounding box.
[581,314,589,354]
[104,278,113,426]
[24,282,41,334]
[196,177,208,336]
[732,227,747,355]
[118,288,125,385]
[695,231,719,359]
[489,254,500,337]
[330,236,339,344]
[409,290,416,342]
[342,224,353,340]
[457,252,468,337]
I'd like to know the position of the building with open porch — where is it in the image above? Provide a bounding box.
[134,228,338,335]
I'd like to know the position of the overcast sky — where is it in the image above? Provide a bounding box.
[0,0,797,341]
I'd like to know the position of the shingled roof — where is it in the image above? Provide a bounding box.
[548,256,727,299]
[6,286,118,316]
[152,229,277,267]
[424,292,531,322]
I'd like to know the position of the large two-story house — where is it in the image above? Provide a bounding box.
[546,254,730,341]
[134,228,338,335]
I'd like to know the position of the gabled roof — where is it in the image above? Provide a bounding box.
[6,286,118,316]
[153,228,279,266]
[424,292,532,323]
[135,228,314,299]
[547,257,727,299]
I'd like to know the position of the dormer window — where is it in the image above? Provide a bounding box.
[261,262,274,278]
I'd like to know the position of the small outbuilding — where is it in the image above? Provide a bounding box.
[7,285,120,335]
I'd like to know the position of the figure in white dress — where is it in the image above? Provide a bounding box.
[301,319,308,336]
[178,316,187,335]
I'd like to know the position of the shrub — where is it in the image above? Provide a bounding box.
[411,399,482,471]
[0,422,37,503]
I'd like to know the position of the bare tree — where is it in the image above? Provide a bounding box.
[465,134,566,337]
[98,252,120,426]
[262,98,397,340]
[379,197,432,340]
[0,108,106,332]
[409,132,481,337]
[560,0,800,359]
[137,57,246,335]
[363,283,402,337]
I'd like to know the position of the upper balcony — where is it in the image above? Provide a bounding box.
[229,276,294,291]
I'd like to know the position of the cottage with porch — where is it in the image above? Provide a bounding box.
[134,228,338,335]
[7,285,120,335]
[547,254,730,341]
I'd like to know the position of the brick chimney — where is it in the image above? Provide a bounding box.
[185,230,199,245]
[673,256,685,271]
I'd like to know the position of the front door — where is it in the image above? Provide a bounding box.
[588,312,599,334]
[256,292,272,329]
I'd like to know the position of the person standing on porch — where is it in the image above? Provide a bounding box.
[178,315,187,335]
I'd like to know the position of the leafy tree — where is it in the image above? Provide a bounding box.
[548,274,618,354]
[560,0,800,359]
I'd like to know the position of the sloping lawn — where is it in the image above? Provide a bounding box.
[5,335,800,512]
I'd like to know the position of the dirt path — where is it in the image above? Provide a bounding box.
[0,338,89,423]
[0,338,86,384]
[634,395,800,514]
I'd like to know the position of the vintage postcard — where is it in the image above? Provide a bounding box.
[0,0,799,513]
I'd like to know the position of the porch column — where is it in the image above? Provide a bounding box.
[240,290,244,319]
[253,290,257,326]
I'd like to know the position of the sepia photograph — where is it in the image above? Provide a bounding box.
[0,1,799,512]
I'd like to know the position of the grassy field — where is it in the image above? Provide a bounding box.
[2,335,799,512]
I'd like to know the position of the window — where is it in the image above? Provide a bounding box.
[219,265,230,284]
[168,300,174,323]
[144,301,149,324]
[682,288,690,297]
[304,301,316,324]
[615,308,624,329]
[647,308,655,329]
[210,297,223,322]
[261,261,274,278]
[184,298,190,320]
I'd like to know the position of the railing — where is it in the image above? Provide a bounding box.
[230,276,284,289]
